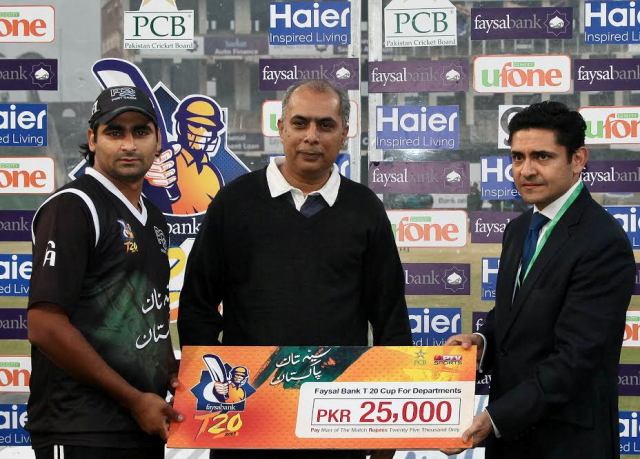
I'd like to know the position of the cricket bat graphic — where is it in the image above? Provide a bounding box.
[203,354,228,401]
[91,58,181,201]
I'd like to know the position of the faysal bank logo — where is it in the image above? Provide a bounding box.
[403,263,470,295]
[546,13,568,33]
[368,161,468,194]
[471,7,572,40]
[0,59,57,91]
[259,58,359,90]
[31,65,52,88]
[124,0,194,49]
[443,266,467,292]
[70,58,249,321]
[367,59,467,93]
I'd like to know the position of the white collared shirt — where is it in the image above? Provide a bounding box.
[533,179,582,246]
[512,179,582,299]
[266,156,341,211]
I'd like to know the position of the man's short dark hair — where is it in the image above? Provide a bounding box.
[79,142,94,166]
[281,80,350,127]
[508,101,586,160]
[79,123,98,166]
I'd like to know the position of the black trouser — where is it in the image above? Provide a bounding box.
[34,444,165,459]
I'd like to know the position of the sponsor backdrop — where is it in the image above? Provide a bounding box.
[1,0,639,458]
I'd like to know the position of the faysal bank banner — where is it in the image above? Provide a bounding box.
[369,162,468,194]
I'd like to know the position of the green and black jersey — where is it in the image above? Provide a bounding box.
[27,168,172,449]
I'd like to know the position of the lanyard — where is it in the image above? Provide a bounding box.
[522,181,584,281]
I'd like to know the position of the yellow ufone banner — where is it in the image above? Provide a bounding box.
[169,345,476,449]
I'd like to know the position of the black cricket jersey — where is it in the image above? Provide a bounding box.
[27,168,172,448]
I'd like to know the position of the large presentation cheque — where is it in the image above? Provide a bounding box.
[168,345,476,449]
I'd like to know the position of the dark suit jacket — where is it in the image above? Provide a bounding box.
[479,186,635,459]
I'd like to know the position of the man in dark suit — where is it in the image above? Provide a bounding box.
[443,101,635,458]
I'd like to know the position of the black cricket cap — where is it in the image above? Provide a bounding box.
[88,86,157,127]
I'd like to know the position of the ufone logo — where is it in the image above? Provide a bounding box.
[387,210,467,248]
[580,106,640,144]
[0,6,55,43]
[474,55,571,93]
[0,157,54,194]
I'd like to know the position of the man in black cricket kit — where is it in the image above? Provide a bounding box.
[27,86,183,459]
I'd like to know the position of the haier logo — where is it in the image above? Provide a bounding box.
[387,210,468,248]
[0,157,54,194]
[0,356,30,393]
[574,59,640,92]
[408,307,461,346]
[0,59,57,91]
[481,258,500,301]
[403,263,470,295]
[375,105,459,150]
[0,104,47,147]
[0,404,29,446]
[498,105,526,149]
[585,2,640,45]
[480,156,519,201]
[620,411,640,454]
[624,311,640,348]
[0,254,30,296]
[606,206,640,249]
[124,0,194,49]
[0,6,54,43]
[269,2,350,46]
[384,0,457,48]
[471,7,572,40]
[369,161,468,194]
[473,55,571,93]
[581,107,640,145]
